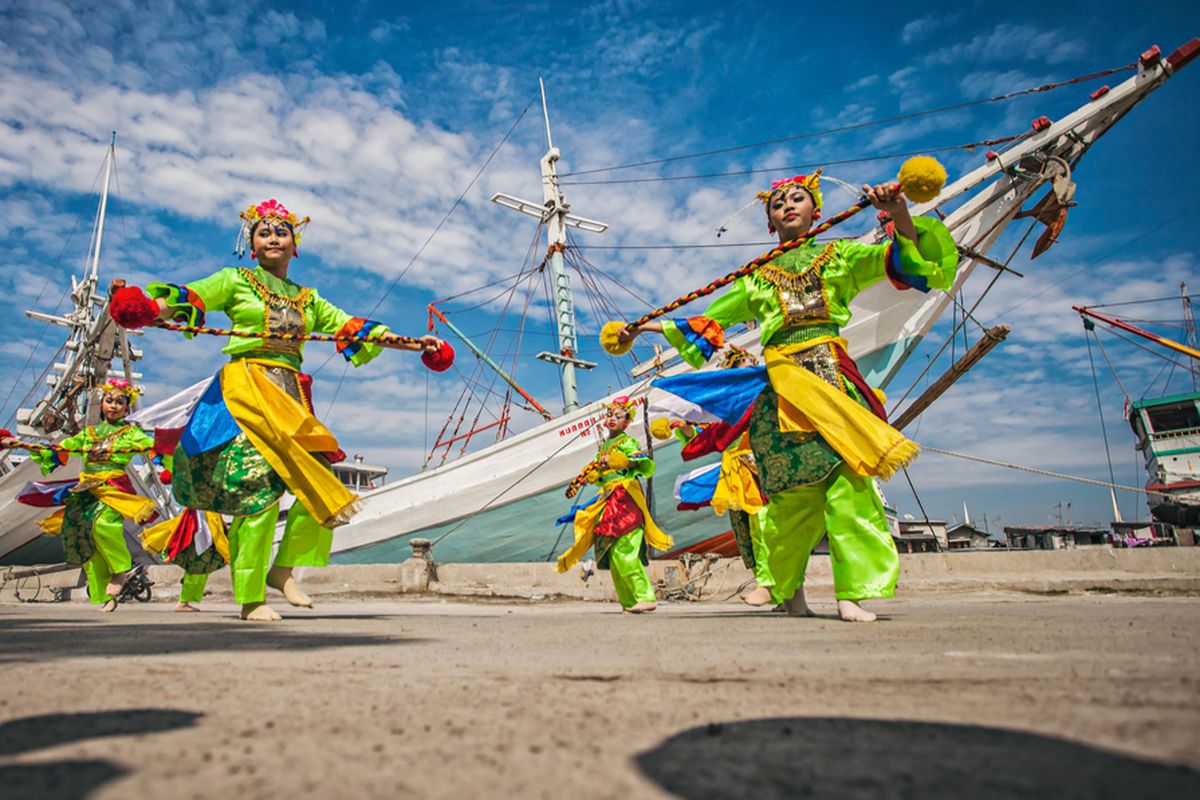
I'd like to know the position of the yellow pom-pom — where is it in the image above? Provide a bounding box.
[897,156,946,203]
[650,418,674,440]
[600,321,634,355]
[607,450,631,470]
[584,468,601,484]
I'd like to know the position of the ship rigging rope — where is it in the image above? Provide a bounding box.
[887,219,1038,416]
[920,445,1175,499]
[1084,329,1122,503]
[559,63,1136,178]
[0,158,108,428]
[429,376,657,548]
[560,135,1026,186]
[986,202,1200,325]
[1085,294,1197,310]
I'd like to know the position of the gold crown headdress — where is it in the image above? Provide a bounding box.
[234,198,312,259]
[98,379,139,403]
[756,169,823,209]
[603,395,638,422]
[718,345,758,369]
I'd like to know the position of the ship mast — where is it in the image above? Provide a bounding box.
[491,79,609,414]
[1182,282,1198,390]
[17,132,143,438]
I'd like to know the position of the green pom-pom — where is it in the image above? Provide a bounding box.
[600,321,634,355]
[897,156,947,203]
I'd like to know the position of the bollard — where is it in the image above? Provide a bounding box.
[399,537,437,593]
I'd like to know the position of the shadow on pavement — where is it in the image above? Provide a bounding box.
[0,618,425,664]
[0,759,127,800]
[0,709,202,757]
[0,708,203,800]
[634,716,1200,799]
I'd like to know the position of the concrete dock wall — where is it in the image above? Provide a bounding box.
[3,547,1199,604]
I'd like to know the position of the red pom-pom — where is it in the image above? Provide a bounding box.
[421,341,455,372]
[109,286,159,329]
[158,469,172,485]
[0,428,13,442]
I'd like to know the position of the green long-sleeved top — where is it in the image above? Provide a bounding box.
[593,432,655,488]
[147,266,390,371]
[661,217,958,367]
[31,421,154,475]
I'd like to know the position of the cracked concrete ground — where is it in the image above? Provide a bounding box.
[1,593,1198,799]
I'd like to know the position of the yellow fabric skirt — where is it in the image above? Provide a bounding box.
[220,359,359,527]
[556,478,673,573]
[711,436,766,516]
[766,337,917,481]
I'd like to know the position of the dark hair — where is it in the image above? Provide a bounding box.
[249,220,295,240]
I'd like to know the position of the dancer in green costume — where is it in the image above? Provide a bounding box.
[617,168,958,621]
[1,380,179,612]
[109,198,449,621]
[556,397,674,613]
[656,345,776,606]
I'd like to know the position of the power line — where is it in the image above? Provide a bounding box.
[560,136,1023,186]
[560,64,1135,178]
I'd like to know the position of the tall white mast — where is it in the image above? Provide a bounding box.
[16,132,142,438]
[1182,282,1198,390]
[491,80,608,414]
[88,131,116,283]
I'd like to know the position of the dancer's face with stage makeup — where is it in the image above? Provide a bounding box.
[100,392,130,424]
[767,187,816,243]
[603,406,631,434]
[252,219,295,274]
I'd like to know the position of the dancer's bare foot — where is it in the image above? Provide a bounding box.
[837,599,877,622]
[174,602,200,613]
[267,566,313,608]
[240,602,282,621]
[782,587,815,617]
[105,572,127,598]
[625,601,657,614]
[100,599,117,613]
[741,586,773,607]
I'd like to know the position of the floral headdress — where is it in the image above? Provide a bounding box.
[756,169,823,210]
[98,378,139,404]
[234,198,312,259]
[718,345,758,370]
[603,395,639,422]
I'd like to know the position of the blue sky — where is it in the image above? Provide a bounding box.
[1,0,1198,529]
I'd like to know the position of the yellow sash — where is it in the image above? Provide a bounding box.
[38,470,158,535]
[765,338,917,481]
[555,478,673,573]
[38,509,64,536]
[711,435,766,516]
[142,510,230,562]
[220,359,358,527]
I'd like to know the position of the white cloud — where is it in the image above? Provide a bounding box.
[923,23,1088,67]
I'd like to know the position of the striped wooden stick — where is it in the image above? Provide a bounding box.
[624,196,872,331]
[151,320,423,349]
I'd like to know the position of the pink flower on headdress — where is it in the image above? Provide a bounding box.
[107,379,131,389]
[255,198,293,222]
[611,395,631,405]
[770,175,808,191]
